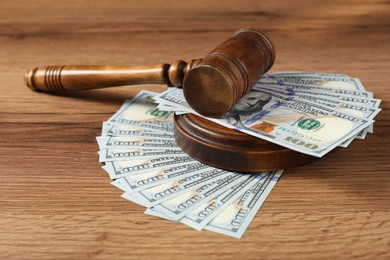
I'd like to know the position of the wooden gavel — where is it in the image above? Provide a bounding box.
[24,28,275,117]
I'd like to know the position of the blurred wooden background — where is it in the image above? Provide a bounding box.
[0,0,389,259]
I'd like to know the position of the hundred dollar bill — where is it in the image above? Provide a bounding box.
[254,83,381,134]
[98,148,185,162]
[111,162,210,193]
[102,122,174,139]
[107,91,174,133]
[156,103,186,113]
[258,75,366,92]
[180,172,268,230]
[103,156,195,179]
[217,96,373,155]
[253,87,380,136]
[156,103,191,114]
[153,89,193,113]
[122,168,230,207]
[257,81,372,98]
[155,88,373,157]
[264,71,349,78]
[152,172,249,221]
[339,133,358,148]
[204,170,282,239]
[111,178,127,190]
[253,84,381,134]
[144,207,175,221]
[254,85,381,112]
[256,83,376,104]
[96,136,180,150]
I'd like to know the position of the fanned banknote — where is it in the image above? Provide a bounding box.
[107,91,174,133]
[259,74,367,92]
[97,90,284,239]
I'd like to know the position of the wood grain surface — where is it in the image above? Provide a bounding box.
[0,0,389,259]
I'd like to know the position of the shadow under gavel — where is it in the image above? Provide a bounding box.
[24,28,275,117]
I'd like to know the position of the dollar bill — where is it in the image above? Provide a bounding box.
[253,84,381,109]
[156,103,186,113]
[144,207,175,221]
[253,84,381,108]
[253,87,380,137]
[156,103,191,114]
[153,90,197,116]
[155,88,373,157]
[111,178,127,190]
[96,136,180,150]
[258,75,366,92]
[99,148,185,162]
[204,170,282,238]
[339,133,358,148]
[257,81,372,98]
[111,162,210,193]
[144,171,282,236]
[264,72,349,78]
[102,122,174,139]
[107,91,174,133]
[103,156,195,179]
[255,85,381,117]
[122,168,230,207]
[254,85,380,134]
[179,172,268,230]
[152,172,249,221]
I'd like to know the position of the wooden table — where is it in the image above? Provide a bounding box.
[1,0,389,259]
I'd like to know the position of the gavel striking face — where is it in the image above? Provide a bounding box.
[25,28,275,117]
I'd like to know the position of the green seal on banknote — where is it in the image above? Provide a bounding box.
[298,118,321,130]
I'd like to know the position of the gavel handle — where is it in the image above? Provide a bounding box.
[24,59,202,92]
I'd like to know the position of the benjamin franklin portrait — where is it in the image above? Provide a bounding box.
[225,90,272,128]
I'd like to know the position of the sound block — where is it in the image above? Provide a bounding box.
[174,114,319,172]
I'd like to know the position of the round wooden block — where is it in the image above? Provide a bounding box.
[174,114,319,172]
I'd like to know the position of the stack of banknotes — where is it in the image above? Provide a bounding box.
[97,72,380,238]
[97,91,283,239]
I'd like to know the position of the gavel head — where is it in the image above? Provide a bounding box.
[183,28,275,117]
